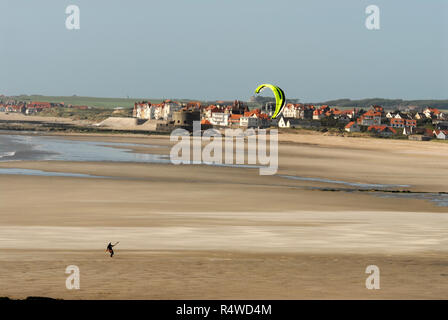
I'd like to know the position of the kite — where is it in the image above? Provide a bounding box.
[254,84,286,119]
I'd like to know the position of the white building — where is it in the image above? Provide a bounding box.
[278,116,289,128]
[345,121,360,132]
[144,105,156,119]
[358,110,381,126]
[282,104,300,118]
[313,110,325,120]
[162,101,182,120]
[134,103,155,120]
[386,112,396,119]
[434,130,448,140]
[278,116,301,128]
[134,101,182,121]
[210,113,230,126]
[423,107,445,120]
[403,127,412,136]
[240,115,259,128]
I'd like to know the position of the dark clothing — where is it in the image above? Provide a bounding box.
[107,243,114,257]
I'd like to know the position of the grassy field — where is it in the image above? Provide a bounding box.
[39,107,132,122]
[9,95,261,109]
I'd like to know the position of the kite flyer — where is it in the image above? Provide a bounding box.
[106,242,119,258]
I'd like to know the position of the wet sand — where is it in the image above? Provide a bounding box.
[0,132,448,299]
[2,250,448,300]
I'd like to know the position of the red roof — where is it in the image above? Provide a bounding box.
[363,110,381,117]
[257,113,270,119]
[372,105,384,112]
[29,101,51,108]
[390,118,405,124]
[205,105,218,111]
[428,108,441,115]
[390,118,416,125]
[345,121,356,128]
[368,125,396,134]
[243,109,262,117]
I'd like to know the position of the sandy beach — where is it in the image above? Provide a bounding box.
[1,132,448,299]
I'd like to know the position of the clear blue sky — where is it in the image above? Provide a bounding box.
[0,0,447,102]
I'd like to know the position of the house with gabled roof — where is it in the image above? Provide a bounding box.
[344,121,360,132]
[357,110,382,126]
[434,130,448,140]
[229,114,242,126]
[386,111,397,119]
[414,112,425,120]
[402,127,413,136]
[367,125,396,136]
[394,112,412,120]
[390,118,417,129]
[313,109,325,120]
[240,114,259,128]
[423,107,441,119]
[277,115,302,128]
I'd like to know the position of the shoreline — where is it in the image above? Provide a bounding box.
[0,111,443,145]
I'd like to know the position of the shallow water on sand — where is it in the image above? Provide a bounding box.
[279,174,410,189]
[375,192,448,207]
[0,134,169,163]
[1,133,447,207]
[0,168,108,178]
[0,133,264,169]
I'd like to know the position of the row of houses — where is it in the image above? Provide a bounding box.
[133,99,272,128]
[0,101,53,115]
[133,100,186,121]
[0,101,88,115]
[345,123,448,140]
[386,108,447,121]
[279,103,357,121]
[282,103,446,126]
[341,105,448,138]
[204,103,357,128]
[133,100,448,138]
[344,122,444,137]
[205,108,271,128]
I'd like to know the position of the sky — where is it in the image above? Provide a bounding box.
[0,0,447,102]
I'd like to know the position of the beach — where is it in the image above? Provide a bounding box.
[0,131,447,299]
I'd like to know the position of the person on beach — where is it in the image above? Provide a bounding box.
[106,242,119,258]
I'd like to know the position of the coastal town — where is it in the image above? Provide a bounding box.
[1,96,447,140]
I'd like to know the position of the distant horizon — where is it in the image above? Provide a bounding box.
[3,93,448,104]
